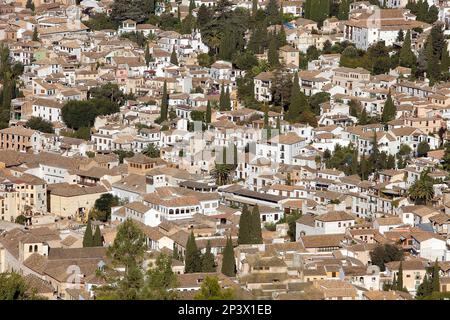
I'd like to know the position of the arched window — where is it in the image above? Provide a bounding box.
[169,209,173,215]
[34,245,38,252]
[29,245,33,253]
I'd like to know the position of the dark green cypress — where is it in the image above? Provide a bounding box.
[83,219,93,247]
[221,236,236,277]
[185,231,202,273]
[205,100,212,124]
[250,205,263,244]
[381,93,396,124]
[238,205,251,244]
[170,47,178,65]
[431,260,440,293]
[219,85,226,111]
[268,34,279,67]
[93,225,102,247]
[225,87,231,110]
[160,81,168,121]
[397,262,404,291]
[201,240,216,272]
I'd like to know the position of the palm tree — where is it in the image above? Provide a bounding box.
[408,170,435,205]
[212,164,232,186]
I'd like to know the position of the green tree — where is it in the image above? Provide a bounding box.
[358,107,368,125]
[201,241,216,272]
[0,272,46,300]
[396,262,405,291]
[442,142,450,172]
[286,72,304,122]
[94,194,120,221]
[369,244,404,272]
[62,99,119,130]
[32,26,39,41]
[25,117,54,133]
[143,143,160,158]
[265,0,280,24]
[197,4,211,30]
[221,237,236,277]
[268,35,279,68]
[140,253,178,300]
[96,219,147,300]
[15,215,27,225]
[89,83,128,105]
[237,205,251,244]
[185,231,202,273]
[431,260,440,293]
[194,276,234,300]
[145,44,153,67]
[110,0,148,23]
[397,29,404,42]
[170,47,178,65]
[381,94,396,123]
[337,0,350,20]
[26,0,35,11]
[83,219,94,247]
[399,30,416,69]
[417,141,430,157]
[205,101,212,124]
[408,170,435,205]
[93,225,103,247]
[250,205,263,244]
[160,81,169,121]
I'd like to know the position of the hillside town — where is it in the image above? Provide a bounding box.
[0,0,450,301]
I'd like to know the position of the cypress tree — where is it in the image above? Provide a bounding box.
[221,236,236,277]
[32,26,39,41]
[205,100,212,124]
[286,72,300,122]
[83,219,93,247]
[250,205,263,244]
[381,93,396,123]
[26,0,35,11]
[337,0,349,20]
[287,72,309,123]
[160,81,168,121]
[267,35,279,68]
[397,262,404,291]
[431,260,440,293]
[392,272,397,290]
[399,30,416,69]
[238,205,251,244]
[93,225,103,246]
[441,45,450,73]
[358,107,368,125]
[197,4,210,30]
[189,0,196,13]
[201,240,216,272]
[219,85,226,111]
[277,28,287,48]
[170,47,178,65]
[425,35,440,84]
[263,108,271,140]
[220,86,231,111]
[185,231,202,273]
[265,0,280,24]
[145,44,152,67]
[417,274,430,297]
[173,242,180,260]
[397,29,404,42]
